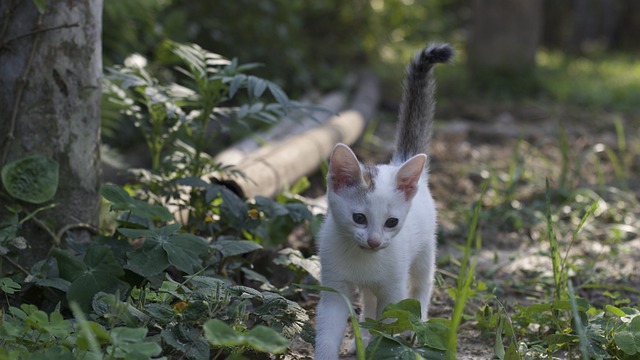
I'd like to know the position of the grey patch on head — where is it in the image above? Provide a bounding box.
[361,164,379,192]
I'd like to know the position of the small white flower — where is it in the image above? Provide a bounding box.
[124,53,148,69]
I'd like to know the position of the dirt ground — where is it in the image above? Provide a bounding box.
[286,101,640,359]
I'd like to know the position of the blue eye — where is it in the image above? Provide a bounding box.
[385,218,399,228]
[353,213,367,225]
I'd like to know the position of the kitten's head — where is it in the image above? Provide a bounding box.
[326,143,426,250]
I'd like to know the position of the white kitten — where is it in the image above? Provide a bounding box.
[314,43,453,360]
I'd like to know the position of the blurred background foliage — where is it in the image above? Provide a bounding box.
[103,0,640,126]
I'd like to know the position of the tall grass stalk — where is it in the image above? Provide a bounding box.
[446,180,487,360]
[561,200,599,270]
[558,125,570,189]
[568,281,590,360]
[545,179,564,302]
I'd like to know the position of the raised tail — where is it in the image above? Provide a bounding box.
[392,43,453,165]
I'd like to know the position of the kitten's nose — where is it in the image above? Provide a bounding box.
[367,238,381,249]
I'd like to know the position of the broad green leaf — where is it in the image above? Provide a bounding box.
[109,327,161,358]
[163,233,208,274]
[285,202,312,222]
[122,224,206,276]
[203,320,288,354]
[203,319,241,346]
[212,239,262,257]
[614,330,638,355]
[64,246,125,312]
[101,184,172,221]
[51,248,87,282]
[162,324,210,359]
[244,326,289,354]
[366,335,426,360]
[126,237,170,277]
[145,303,175,325]
[1,155,58,203]
[362,299,421,335]
[412,321,449,351]
[101,184,133,207]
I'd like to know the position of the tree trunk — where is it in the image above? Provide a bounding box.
[467,0,543,71]
[0,0,102,267]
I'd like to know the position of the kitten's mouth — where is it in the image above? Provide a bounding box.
[358,244,386,251]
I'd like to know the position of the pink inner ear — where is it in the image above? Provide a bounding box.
[328,144,362,191]
[396,154,426,200]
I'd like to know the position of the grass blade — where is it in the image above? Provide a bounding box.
[446,180,487,360]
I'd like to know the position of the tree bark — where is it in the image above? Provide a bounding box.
[0,0,102,266]
[468,0,543,71]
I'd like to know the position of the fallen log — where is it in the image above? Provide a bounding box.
[214,72,380,198]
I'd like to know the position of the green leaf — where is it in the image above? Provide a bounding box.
[164,233,208,274]
[125,236,170,277]
[32,0,46,14]
[122,224,207,276]
[0,277,21,294]
[109,327,161,358]
[413,321,449,351]
[366,335,426,360]
[1,155,58,203]
[362,299,421,335]
[606,304,627,317]
[244,326,289,353]
[42,311,72,338]
[203,319,288,354]
[101,184,172,221]
[64,246,125,312]
[51,248,87,282]
[614,330,638,355]
[212,239,262,257]
[248,75,267,98]
[162,324,210,359]
[267,81,290,106]
[145,303,175,325]
[0,213,19,244]
[203,319,241,346]
[228,74,246,98]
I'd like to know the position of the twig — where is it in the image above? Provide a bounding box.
[0,0,20,44]
[31,216,60,245]
[55,222,100,242]
[1,23,79,47]
[1,253,31,276]
[1,11,44,164]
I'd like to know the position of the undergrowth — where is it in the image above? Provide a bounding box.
[1,38,639,359]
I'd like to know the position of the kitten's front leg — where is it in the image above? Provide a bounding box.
[315,289,350,360]
[347,287,377,354]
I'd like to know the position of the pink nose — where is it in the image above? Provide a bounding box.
[367,239,381,249]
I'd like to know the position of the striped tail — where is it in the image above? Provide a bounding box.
[392,43,453,165]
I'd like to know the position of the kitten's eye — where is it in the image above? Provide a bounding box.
[353,213,367,225]
[385,218,399,228]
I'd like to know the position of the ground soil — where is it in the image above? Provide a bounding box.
[286,100,640,359]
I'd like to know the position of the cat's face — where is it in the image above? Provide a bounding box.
[326,144,425,250]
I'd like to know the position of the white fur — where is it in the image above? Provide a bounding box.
[314,150,437,360]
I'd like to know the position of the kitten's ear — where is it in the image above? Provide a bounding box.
[396,154,426,200]
[328,143,362,192]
